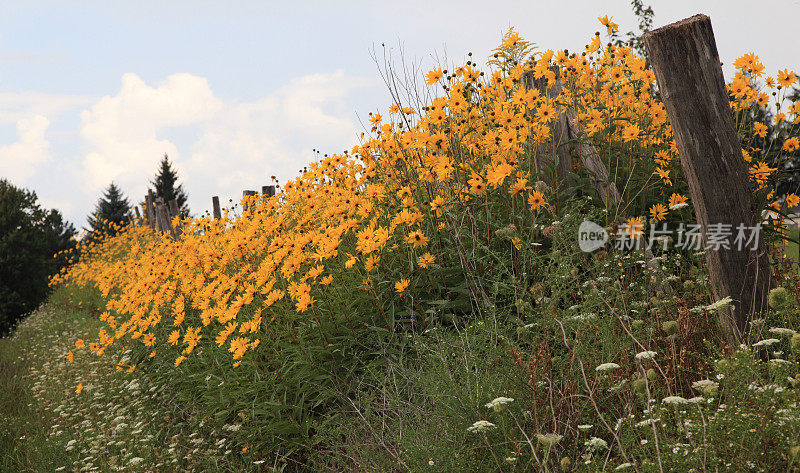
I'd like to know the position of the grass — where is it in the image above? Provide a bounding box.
[0,290,94,471]
[786,226,799,261]
[0,288,266,472]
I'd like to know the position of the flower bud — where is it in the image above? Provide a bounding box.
[790,445,800,461]
[662,320,678,335]
[791,334,800,353]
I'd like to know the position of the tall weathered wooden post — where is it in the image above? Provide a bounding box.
[643,14,773,345]
[212,196,222,220]
[168,199,182,239]
[145,191,157,230]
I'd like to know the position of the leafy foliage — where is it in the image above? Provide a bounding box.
[35,16,800,473]
[0,179,76,335]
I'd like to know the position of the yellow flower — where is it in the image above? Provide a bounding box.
[783,137,799,153]
[425,68,443,86]
[625,217,644,238]
[597,15,619,34]
[787,194,799,209]
[487,161,514,187]
[622,124,640,142]
[75,383,83,394]
[405,230,429,248]
[528,191,546,211]
[668,193,687,209]
[753,122,768,138]
[653,168,672,186]
[418,253,435,269]
[67,350,74,362]
[777,69,796,88]
[649,203,668,221]
[395,278,410,294]
[468,173,486,195]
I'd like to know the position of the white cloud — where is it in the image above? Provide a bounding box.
[0,91,92,125]
[80,73,224,191]
[0,114,51,184]
[78,70,377,214]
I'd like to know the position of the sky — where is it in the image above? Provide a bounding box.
[0,0,797,230]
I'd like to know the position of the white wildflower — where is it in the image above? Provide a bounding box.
[635,418,659,427]
[467,420,497,434]
[595,362,621,372]
[585,437,608,450]
[663,396,688,405]
[485,397,514,413]
[578,424,593,431]
[753,338,780,347]
[770,358,791,364]
[616,463,634,470]
[635,350,657,361]
[705,296,733,312]
[536,433,564,447]
[769,327,797,336]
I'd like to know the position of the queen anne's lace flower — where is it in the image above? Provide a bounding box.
[705,296,733,311]
[585,436,608,450]
[634,350,657,361]
[769,327,797,336]
[484,397,514,412]
[536,433,563,447]
[595,362,621,372]
[663,396,688,405]
[467,420,496,433]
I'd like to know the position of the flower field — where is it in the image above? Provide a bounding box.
[4,19,800,472]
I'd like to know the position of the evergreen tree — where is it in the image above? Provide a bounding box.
[150,154,189,216]
[0,179,77,334]
[86,182,131,240]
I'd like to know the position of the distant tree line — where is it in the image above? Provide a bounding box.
[85,153,190,240]
[0,179,77,335]
[0,153,190,335]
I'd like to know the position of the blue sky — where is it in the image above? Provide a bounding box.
[0,0,797,230]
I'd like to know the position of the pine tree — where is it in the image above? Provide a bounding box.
[86,182,131,240]
[151,154,189,216]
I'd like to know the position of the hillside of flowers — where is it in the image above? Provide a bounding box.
[31,21,800,472]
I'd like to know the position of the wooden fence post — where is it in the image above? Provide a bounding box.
[146,191,156,230]
[134,206,142,224]
[168,199,182,238]
[643,14,773,345]
[265,185,276,198]
[212,196,221,220]
[155,198,165,233]
[242,190,256,211]
[522,68,623,211]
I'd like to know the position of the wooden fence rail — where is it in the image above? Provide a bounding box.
[135,185,277,240]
